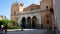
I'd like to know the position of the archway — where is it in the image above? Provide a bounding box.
[32,16,37,29]
[21,17,26,28]
[27,17,31,29]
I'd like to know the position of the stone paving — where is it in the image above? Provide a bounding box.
[1,29,60,34]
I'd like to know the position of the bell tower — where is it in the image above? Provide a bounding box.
[19,3,24,13]
[40,0,53,29]
[11,1,19,21]
[40,0,53,10]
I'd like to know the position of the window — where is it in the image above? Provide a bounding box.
[50,8,54,14]
[50,8,53,11]
[46,6,48,10]
[47,20,49,24]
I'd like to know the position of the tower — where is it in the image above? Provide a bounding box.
[11,1,19,22]
[19,3,24,13]
[40,0,53,29]
[40,0,53,10]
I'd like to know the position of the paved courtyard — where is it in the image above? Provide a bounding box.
[1,29,60,34]
[6,29,54,34]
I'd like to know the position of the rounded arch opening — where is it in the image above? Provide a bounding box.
[32,16,37,29]
[27,17,31,28]
[21,17,26,28]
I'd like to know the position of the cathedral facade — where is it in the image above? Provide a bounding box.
[11,0,53,29]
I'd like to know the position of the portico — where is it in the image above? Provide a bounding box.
[18,9,41,29]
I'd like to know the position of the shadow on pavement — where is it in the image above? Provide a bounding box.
[56,30,60,34]
[44,30,54,34]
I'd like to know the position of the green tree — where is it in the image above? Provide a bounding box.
[0,20,20,29]
[0,20,11,26]
[11,20,18,27]
[0,20,3,26]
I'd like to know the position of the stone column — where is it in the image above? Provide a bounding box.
[26,17,27,29]
[18,17,20,27]
[31,17,32,29]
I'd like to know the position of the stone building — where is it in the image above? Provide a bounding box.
[0,16,6,20]
[11,1,19,22]
[40,0,53,29]
[11,0,53,29]
[53,0,60,31]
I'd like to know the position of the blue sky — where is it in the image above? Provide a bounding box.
[0,0,41,19]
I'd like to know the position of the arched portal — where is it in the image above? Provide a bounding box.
[32,16,37,29]
[21,17,26,28]
[27,17,31,29]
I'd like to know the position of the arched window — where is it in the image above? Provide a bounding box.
[46,6,48,11]
[47,20,49,24]
[50,8,54,14]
